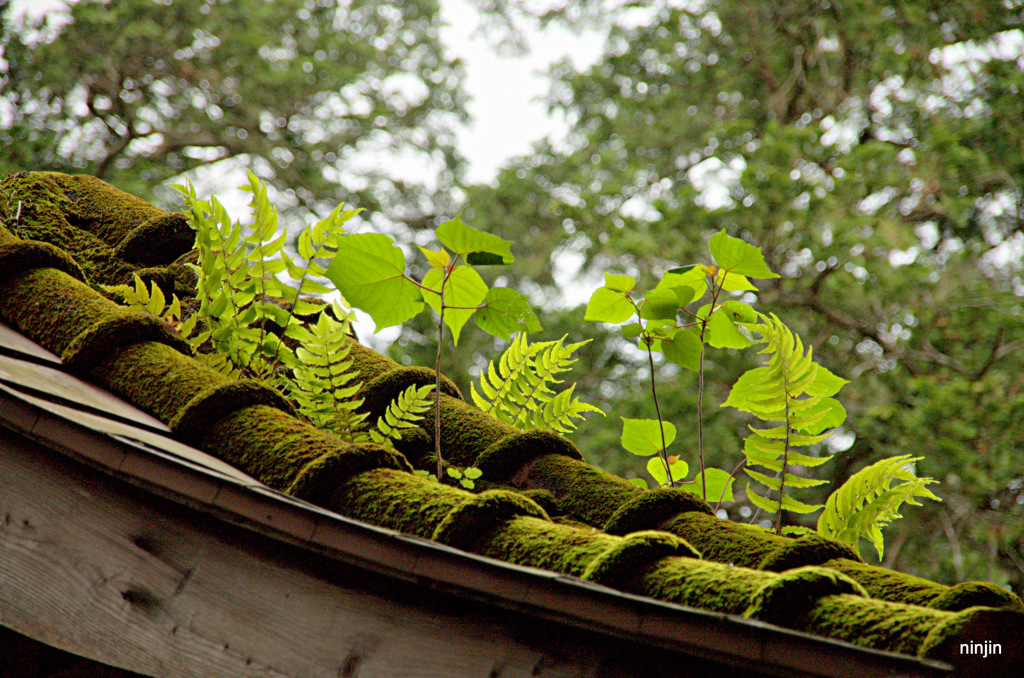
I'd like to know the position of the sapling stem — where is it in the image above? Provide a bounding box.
[645,338,674,486]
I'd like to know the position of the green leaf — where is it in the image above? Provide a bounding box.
[584,286,635,324]
[708,230,780,278]
[661,328,703,371]
[622,322,643,339]
[639,288,680,320]
[422,265,487,345]
[647,456,688,487]
[603,273,636,293]
[621,417,676,456]
[690,468,735,503]
[705,309,752,349]
[419,246,451,269]
[326,233,423,331]
[436,215,513,264]
[628,477,649,489]
[476,287,542,341]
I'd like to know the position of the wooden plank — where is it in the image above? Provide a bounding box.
[0,353,170,432]
[0,429,750,678]
[0,320,62,365]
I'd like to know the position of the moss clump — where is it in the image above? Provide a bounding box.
[62,312,192,374]
[478,515,621,577]
[432,490,550,551]
[286,446,413,505]
[0,240,87,284]
[435,395,521,467]
[200,404,398,492]
[90,341,230,424]
[636,555,775,616]
[523,453,642,528]
[744,566,867,628]
[344,336,402,383]
[0,172,192,285]
[663,512,859,571]
[0,267,129,356]
[582,531,701,592]
[170,380,296,445]
[331,468,467,538]
[919,606,1024,672]
[825,558,1024,611]
[603,487,714,535]
[473,429,584,482]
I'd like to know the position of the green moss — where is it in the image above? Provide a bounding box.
[520,489,559,516]
[0,240,87,284]
[170,380,296,445]
[200,404,401,492]
[478,515,621,576]
[603,487,714,535]
[582,531,701,592]
[331,468,467,538]
[473,429,584,482]
[801,594,962,656]
[435,394,521,467]
[637,555,775,615]
[523,453,642,528]
[919,606,1024,671]
[662,512,858,571]
[345,336,402,383]
[62,312,192,373]
[90,341,231,424]
[825,558,1023,611]
[286,446,413,504]
[743,566,867,628]
[432,490,550,551]
[0,172,191,285]
[0,268,127,355]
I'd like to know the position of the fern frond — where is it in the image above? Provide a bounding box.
[471,334,603,432]
[102,273,182,324]
[369,383,434,448]
[288,307,368,440]
[817,455,941,560]
[724,313,849,532]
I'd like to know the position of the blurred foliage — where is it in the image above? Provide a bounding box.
[0,0,465,226]
[460,0,1024,595]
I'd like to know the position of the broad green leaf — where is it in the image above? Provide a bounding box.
[647,456,688,487]
[326,233,423,331]
[622,322,643,339]
[705,309,752,349]
[721,300,758,323]
[690,468,735,503]
[708,230,780,278]
[628,477,649,489]
[657,268,707,299]
[661,328,703,372]
[422,265,487,345]
[713,269,759,291]
[807,365,850,398]
[436,215,513,264]
[584,286,635,324]
[603,272,636,293]
[419,246,451,269]
[639,288,680,320]
[476,287,542,341]
[621,417,676,456]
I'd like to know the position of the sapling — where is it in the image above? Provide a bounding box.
[326,216,541,481]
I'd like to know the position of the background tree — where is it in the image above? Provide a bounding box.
[461,0,1024,595]
[0,0,465,226]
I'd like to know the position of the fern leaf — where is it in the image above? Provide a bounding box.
[472,334,603,432]
[369,383,434,447]
[817,455,941,560]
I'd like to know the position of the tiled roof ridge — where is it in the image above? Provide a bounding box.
[1,171,1021,673]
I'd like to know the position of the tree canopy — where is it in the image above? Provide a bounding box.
[1,0,465,225]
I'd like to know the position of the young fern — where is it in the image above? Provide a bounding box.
[288,306,369,440]
[723,313,849,534]
[369,383,434,448]
[818,455,941,560]
[471,333,603,433]
[101,273,184,326]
